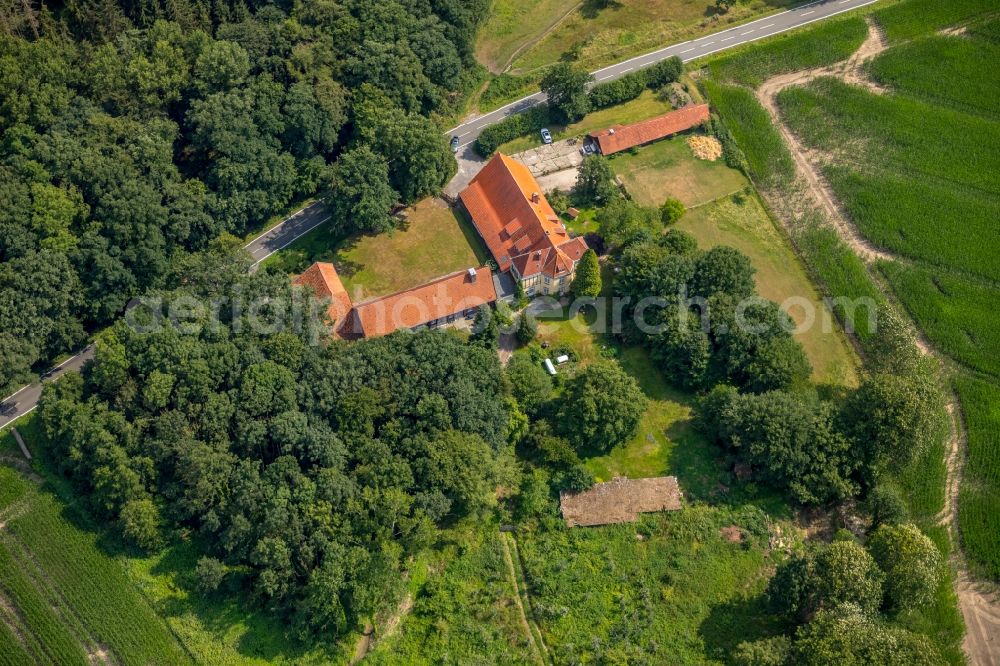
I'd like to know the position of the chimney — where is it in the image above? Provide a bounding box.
[531,192,540,203]
[467,267,477,282]
[609,128,616,135]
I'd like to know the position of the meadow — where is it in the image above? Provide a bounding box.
[700,79,794,186]
[366,526,539,664]
[872,0,999,43]
[953,376,1000,579]
[676,194,860,388]
[263,198,488,300]
[482,0,795,75]
[706,16,868,87]
[0,437,191,665]
[518,505,786,664]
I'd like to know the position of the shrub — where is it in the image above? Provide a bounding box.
[588,70,647,110]
[516,312,539,345]
[660,197,685,224]
[475,104,553,156]
[644,56,683,89]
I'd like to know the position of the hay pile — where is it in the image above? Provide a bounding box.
[687,135,723,161]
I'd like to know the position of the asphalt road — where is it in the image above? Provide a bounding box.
[1,0,877,432]
[245,202,331,266]
[445,0,880,151]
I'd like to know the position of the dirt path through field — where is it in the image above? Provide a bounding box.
[754,18,1000,664]
[500,532,548,665]
[756,18,892,264]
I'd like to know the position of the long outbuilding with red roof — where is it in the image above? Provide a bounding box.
[588,104,710,156]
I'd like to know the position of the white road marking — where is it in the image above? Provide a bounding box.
[741,30,755,35]
[689,0,881,62]
[251,215,332,265]
[702,41,714,46]
[759,23,775,29]
[801,10,815,16]
[1,385,29,404]
[679,47,696,53]
[720,36,735,41]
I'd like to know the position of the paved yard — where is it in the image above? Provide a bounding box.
[512,137,585,177]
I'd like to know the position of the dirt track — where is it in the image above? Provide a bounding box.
[752,18,1000,665]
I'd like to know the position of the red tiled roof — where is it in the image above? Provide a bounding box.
[293,262,354,338]
[351,267,497,338]
[589,104,711,156]
[460,154,586,279]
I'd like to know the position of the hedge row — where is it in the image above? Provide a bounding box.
[475,56,684,156]
[475,104,554,156]
[588,56,684,110]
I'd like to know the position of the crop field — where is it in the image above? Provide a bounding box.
[791,218,885,341]
[872,0,999,43]
[0,463,190,665]
[968,15,1000,43]
[367,527,538,664]
[612,133,748,209]
[701,79,794,186]
[867,35,1000,119]
[879,263,1000,380]
[777,78,1000,202]
[706,16,868,86]
[777,77,1000,280]
[954,376,1000,579]
[518,505,785,664]
[824,165,1000,283]
[677,195,860,388]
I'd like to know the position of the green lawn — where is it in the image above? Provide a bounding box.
[676,195,860,389]
[612,133,748,208]
[263,198,488,301]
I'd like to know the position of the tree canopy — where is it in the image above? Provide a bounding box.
[0,0,483,393]
[37,264,512,640]
[555,361,647,454]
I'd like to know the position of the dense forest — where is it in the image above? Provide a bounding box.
[0,0,485,393]
[37,249,516,639]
